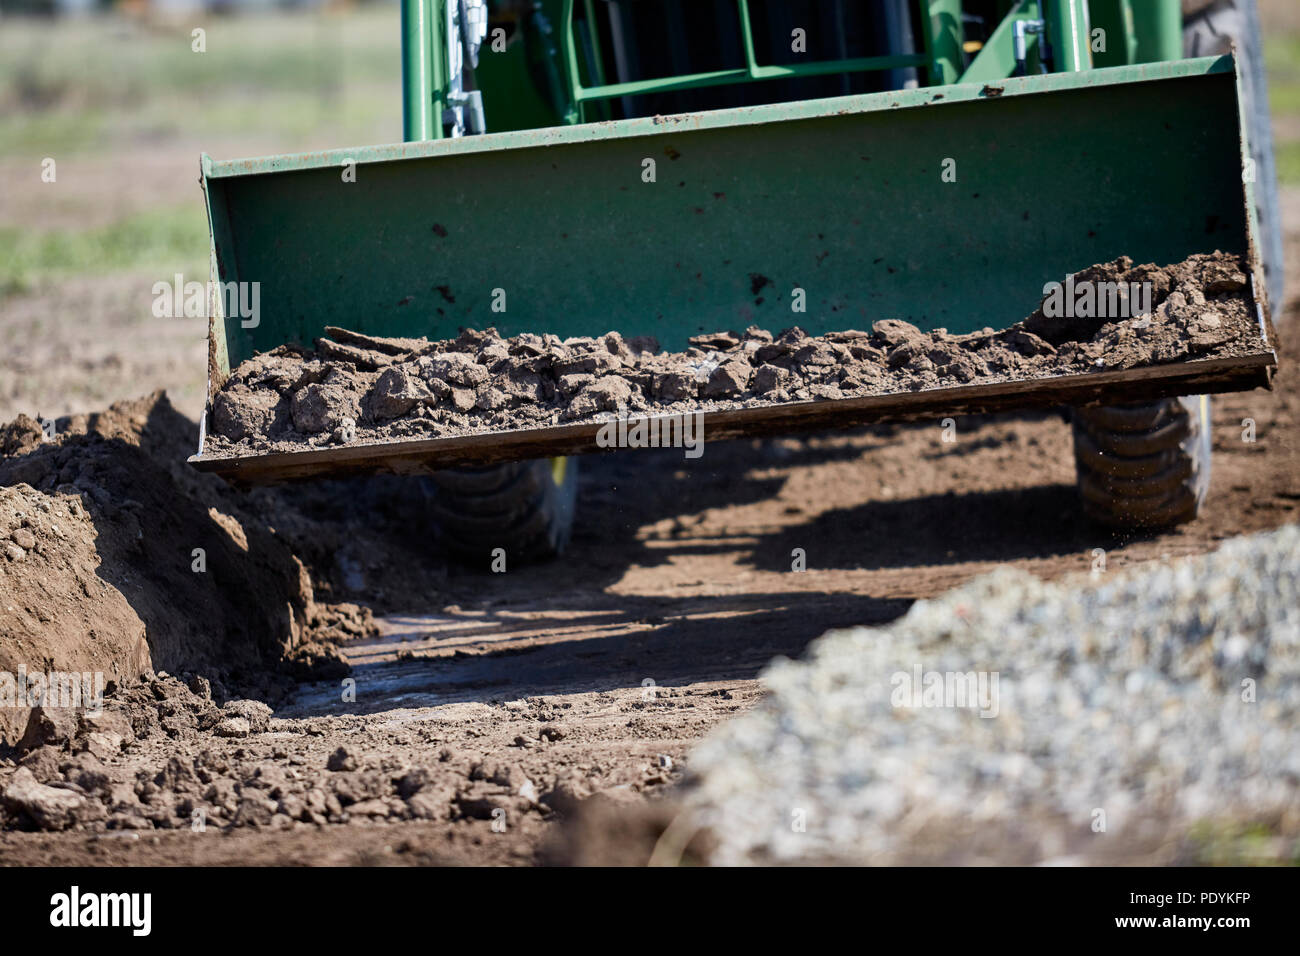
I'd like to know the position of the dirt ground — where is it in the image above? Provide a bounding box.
[0,198,1296,864]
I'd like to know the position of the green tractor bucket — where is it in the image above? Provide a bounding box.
[193,54,1274,481]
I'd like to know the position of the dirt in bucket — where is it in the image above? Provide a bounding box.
[202,252,1268,456]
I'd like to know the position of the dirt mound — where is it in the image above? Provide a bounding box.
[0,481,152,751]
[203,252,1265,456]
[0,392,371,750]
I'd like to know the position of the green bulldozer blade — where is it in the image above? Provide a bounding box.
[193,53,1274,482]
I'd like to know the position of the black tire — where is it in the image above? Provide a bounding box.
[429,457,578,564]
[1184,0,1284,310]
[1068,2,1279,529]
[1072,396,1212,528]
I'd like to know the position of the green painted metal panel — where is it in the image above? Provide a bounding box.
[401,0,436,141]
[1130,0,1184,65]
[203,56,1252,373]
[475,30,565,132]
[1045,0,1094,72]
[1089,0,1139,68]
[924,0,965,85]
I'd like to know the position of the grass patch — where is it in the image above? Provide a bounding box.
[0,11,398,159]
[1266,31,1300,184]
[1183,819,1300,866]
[0,205,207,298]
[1276,139,1300,186]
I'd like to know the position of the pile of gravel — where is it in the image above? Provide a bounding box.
[680,525,1300,865]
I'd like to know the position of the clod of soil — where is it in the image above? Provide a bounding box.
[203,252,1265,457]
[0,393,374,749]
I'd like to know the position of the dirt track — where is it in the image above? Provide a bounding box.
[2,206,1298,865]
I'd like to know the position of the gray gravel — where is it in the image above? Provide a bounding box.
[681,525,1300,865]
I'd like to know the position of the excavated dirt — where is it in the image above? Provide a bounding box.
[0,393,375,750]
[204,252,1267,456]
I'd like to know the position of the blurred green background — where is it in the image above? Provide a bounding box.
[0,4,398,298]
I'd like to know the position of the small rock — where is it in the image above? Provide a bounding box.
[421,352,490,387]
[475,386,511,411]
[368,365,432,419]
[454,792,503,820]
[752,364,792,395]
[327,747,357,772]
[540,776,590,813]
[347,798,391,818]
[558,373,596,398]
[214,717,251,738]
[19,746,62,782]
[477,342,510,367]
[886,342,920,368]
[291,383,358,434]
[80,731,125,761]
[703,360,753,397]
[396,768,434,799]
[793,343,837,367]
[1004,328,1057,357]
[488,763,526,788]
[655,370,698,402]
[2,767,86,830]
[450,387,477,412]
[232,793,277,827]
[406,789,450,820]
[331,416,357,444]
[689,330,741,351]
[212,387,282,442]
[568,375,633,417]
[78,709,136,747]
[65,753,110,793]
[19,705,81,751]
[871,319,923,347]
[222,699,272,733]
